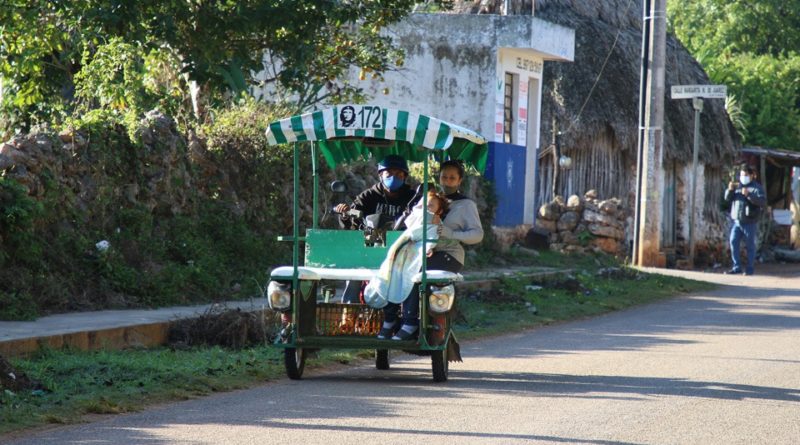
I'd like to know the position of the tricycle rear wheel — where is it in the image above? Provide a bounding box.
[431,349,448,382]
[284,348,306,380]
[376,349,389,370]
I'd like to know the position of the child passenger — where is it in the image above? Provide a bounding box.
[363,191,448,327]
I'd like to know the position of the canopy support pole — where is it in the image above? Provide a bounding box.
[292,144,300,274]
[420,154,430,336]
[292,142,300,328]
[312,142,319,229]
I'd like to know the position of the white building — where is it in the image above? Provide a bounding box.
[353,13,574,225]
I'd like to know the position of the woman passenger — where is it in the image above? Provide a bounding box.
[379,160,484,340]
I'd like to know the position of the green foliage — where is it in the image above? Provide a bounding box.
[710,54,800,149]
[0,178,44,267]
[201,99,322,233]
[0,0,453,132]
[724,94,748,140]
[576,229,595,246]
[0,291,38,321]
[0,107,294,319]
[74,38,149,113]
[668,0,800,150]
[668,0,800,58]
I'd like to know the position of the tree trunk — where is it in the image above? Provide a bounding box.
[188,78,205,122]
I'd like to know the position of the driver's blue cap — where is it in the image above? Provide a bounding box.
[377,155,409,173]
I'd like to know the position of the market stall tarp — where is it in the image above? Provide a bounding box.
[265,105,489,172]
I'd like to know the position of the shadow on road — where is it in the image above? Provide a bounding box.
[442,369,800,402]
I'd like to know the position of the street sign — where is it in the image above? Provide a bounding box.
[670,83,727,266]
[671,84,727,99]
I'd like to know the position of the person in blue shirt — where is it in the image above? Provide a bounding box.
[723,165,766,275]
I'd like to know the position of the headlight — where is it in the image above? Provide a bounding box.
[267,281,292,311]
[428,284,455,313]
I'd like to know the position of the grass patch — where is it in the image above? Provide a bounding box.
[1,346,284,434]
[1,257,716,436]
[468,247,620,272]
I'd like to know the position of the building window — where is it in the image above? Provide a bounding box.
[503,72,514,143]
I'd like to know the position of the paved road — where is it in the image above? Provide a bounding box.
[7,266,800,444]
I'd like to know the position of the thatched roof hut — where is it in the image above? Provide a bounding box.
[452,0,739,257]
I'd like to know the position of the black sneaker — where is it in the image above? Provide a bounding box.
[377,321,400,339]
[391,325,419,341]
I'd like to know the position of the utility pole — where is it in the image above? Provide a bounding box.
[632,0,651,265]
[634,0,667,267]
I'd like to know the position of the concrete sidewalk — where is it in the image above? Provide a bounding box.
[0,266,568,358]
[0,299,270,358]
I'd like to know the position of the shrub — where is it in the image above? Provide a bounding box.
[0,178,43,267]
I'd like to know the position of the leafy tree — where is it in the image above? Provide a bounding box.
[712,54,800,149]
[668,0,800,59]
[668,0,800,150]
[0,0,450,132]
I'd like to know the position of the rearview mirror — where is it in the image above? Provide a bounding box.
[330,181,348,193]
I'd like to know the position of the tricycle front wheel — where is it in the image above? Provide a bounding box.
[431,349,448,382]
[284,348,306,380]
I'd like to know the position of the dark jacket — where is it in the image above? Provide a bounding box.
[724,181,766,224]
[340,183,415,229]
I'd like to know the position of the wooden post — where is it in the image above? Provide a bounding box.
[688,98,703,266]
[758,155,768,250]
[551,119,559,200]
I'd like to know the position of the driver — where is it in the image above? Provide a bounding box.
[334,154,415,229]
[334,154,416,302]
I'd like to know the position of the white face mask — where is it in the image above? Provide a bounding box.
[740,174,751,186]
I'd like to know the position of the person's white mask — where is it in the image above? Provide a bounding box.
[740,174,751,186]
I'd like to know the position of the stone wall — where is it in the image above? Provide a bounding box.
[0,111,198,220]
[535,190,628,256]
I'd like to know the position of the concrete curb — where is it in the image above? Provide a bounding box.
[0,323,170,358]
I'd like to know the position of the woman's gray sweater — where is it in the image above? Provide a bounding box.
[435,198,484,265]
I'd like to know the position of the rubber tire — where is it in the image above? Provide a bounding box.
[376,349,390,370]
[284,348,306,380]
[431,349,449,382]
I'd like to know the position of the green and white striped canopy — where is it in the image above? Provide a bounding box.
[265,105,489,172]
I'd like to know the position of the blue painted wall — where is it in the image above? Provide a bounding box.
[485,142,527,227]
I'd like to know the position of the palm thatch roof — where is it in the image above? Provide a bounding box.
[452,0,739,165]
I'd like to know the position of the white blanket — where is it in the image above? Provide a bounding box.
[363,209,439,308]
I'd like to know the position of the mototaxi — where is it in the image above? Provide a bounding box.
[264,104,489,382]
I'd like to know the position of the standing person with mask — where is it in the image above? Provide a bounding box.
[334,154,416,301]
[379,159,484,340]
[723,165,766,275]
